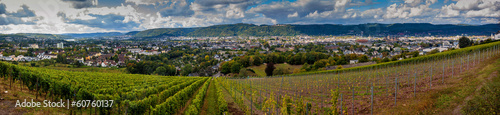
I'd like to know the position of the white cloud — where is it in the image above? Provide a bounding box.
[242,16,277,25]
[287,12,298,18]
[438,4,460,17]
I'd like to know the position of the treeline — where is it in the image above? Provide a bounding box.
[128,23,500,37]
[219,51,372,76]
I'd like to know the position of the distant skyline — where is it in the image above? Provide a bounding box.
[0,0,498,34]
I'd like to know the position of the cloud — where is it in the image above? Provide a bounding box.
[59,12,139,30]
[158,0,194,17]
[125,0,168,5]
[62,0,98,9]
[0,0,498,34]
[287,12,298,18]
[0,3,38,25]
[242,16,277,25]
[438,4,460,17]
[248,0,341,23]
[8,5,36,17]
[0,3,6,14]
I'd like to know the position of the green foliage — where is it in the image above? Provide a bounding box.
[230,62,242,73]
[312,59,330,70]
[131,23,500,37]
[181,64,193,76]
[273,66,291,76]
[154,66,167,75]
[262,92,277,113]
[133,28,196,38]
[265,62,276,76]
[215,78,228,114]
[428,49,440,55]
[330,90,339,115]
[0,61,210,115]
[301,63,311,71]
[280,95,292,115]
[359,55,369,63]
[184,79,210,115]
[253,56,262,66]
[238,68,256,78]
[459,36,472,48]
[462,73,500,114]
[220,61,232,74]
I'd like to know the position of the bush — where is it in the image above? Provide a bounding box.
[273,67,291,76]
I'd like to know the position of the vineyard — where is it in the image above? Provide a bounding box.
[0,61,228,115]
[220,41,500,114]
[1,41,499,115]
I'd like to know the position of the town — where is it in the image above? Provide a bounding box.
[1,33,499,77]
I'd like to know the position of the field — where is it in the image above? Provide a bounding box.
[248,63,302,77]
[219,41,500,114]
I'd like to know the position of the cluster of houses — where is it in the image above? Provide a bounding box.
[0,54,40,62]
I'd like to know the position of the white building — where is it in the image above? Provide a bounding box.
[495,33,500,40]
[57,42,64,49]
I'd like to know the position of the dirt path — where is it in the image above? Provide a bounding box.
[452,70,498,115]
[221,87,245,115]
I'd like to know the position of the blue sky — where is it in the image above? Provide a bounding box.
[0,0,498,34]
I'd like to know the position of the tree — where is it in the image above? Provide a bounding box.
[230,62,242,73]
[312,59,329,70]
[301,63,311,71]
[359,55,369,63]
[411,51,419,57]
[181,64,192,76]
[265,62,275,76]
[381,57,390,62]
[239,56,250,67]
[220,62,232,74]
[253,56,262,66]
[459,36,472,48]
[154,66,167,75]
[73,61,83,68]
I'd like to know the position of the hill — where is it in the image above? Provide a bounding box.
[62,32,124,38]
[128,23,500,37]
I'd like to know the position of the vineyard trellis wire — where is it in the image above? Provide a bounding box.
[0,61,211,114]
[220,41,500,114]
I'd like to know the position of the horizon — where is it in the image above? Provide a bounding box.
[4,22,499,35]
[0,0,499,34]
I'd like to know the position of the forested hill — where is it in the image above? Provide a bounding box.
[128,23,500,38]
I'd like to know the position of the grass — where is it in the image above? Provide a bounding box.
[247,63,302,77]
[378,56,500,114]
[201,79,218,115]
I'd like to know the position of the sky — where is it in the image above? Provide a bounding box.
[0,0,498,34]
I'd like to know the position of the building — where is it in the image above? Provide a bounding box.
[495,33,500,40]
[57,42,64,49]
[29,44,39,49]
